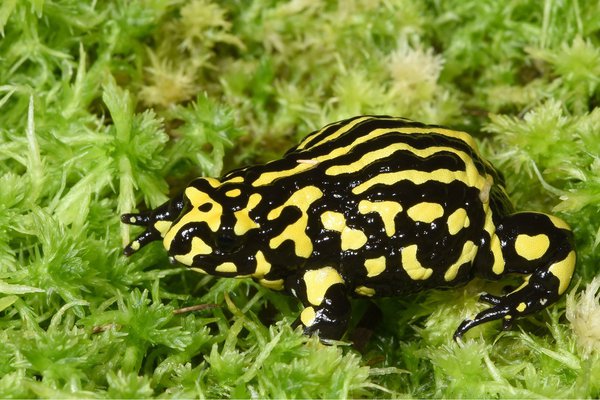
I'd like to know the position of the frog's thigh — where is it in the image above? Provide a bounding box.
[290,266,350,340]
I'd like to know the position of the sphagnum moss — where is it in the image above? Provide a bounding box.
[0,0,598,398]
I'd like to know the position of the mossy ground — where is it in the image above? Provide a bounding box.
[1,0,599,398]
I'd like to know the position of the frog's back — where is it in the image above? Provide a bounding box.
[228,116,497,192]
[223,116,504,295]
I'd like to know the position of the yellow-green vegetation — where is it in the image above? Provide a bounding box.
[1,0,599,397]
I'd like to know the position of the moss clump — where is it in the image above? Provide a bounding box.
[0,0,598,397]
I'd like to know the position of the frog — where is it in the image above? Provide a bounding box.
[121,115,576,340]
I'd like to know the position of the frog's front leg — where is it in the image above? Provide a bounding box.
[455,212,576,339]
[121,193,185,256]
[288,267,351,341]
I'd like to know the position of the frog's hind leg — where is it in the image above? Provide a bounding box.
[454,212,576,339]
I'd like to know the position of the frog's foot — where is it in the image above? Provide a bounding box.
[289,267,351,341]
[121,194,184,256]
[121,212,164,256]
[454,288,541,339]
[455,258,575,340]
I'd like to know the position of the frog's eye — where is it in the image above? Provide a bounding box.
[215,233,241,254]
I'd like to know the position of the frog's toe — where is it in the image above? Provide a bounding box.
[453,304,510,340]
[455,288,552,340]
[501,315,514,331]
[479,292,501,305]
[121,212,152,226]
[123,229,162,256]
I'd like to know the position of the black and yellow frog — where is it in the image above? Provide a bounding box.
[122,116,576,340]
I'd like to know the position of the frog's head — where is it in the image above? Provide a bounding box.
[156,177,268,277]
[122,176,272,278]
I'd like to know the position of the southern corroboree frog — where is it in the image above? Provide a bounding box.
[121,116,576,340]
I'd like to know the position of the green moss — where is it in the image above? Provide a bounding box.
[1,0,599,397]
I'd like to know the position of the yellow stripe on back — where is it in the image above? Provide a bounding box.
[352,169,488,195]
[252,123,481,187]
[325,142,480,178]
[296,116,372,151]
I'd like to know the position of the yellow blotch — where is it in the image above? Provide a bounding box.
[483,211,505,275]
[130,241,140,251]
[546,214,571,231]
[174,253,195,266]
[320,211,346,231]
[355,286,376,297]
[252,250,271,278]
[341,229,367,250]
[226,189,241,197]
[364,256,386,277]
[248,193,262,208]
[515,234,550,261]
[169,186,223,233]
[548,250,576,295]
[267,186,323,220]
[234,209,258,235]
[191,236,212,255]
[234,193,262,236]
[444,240,477,281]
[320,211,367,250]
[224,176,244,183]
[490,234,505,275]
[258,278,285,291]
[407,202,444,223]
[269,224,313,258]
[215,262,237,273]
[154,220,173,236]
[171,237,212,266]
[304,267,345,306]
[358,200,402,236]
[300,306,316,327]
[516,302,527,312]
[185,186,210,205]
[401,245,433,280]
[204,177,220,187]
[296,158,319,165]
[447,208,470,235]
[268,187,323,258]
